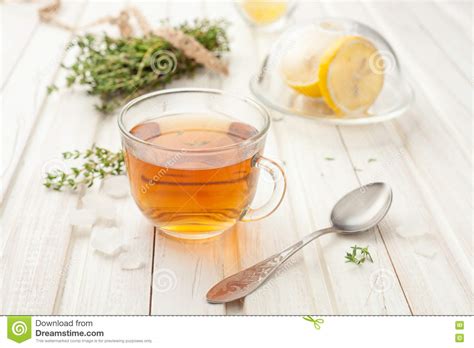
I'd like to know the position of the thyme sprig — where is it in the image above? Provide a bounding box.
[50,19,229,113]
[43,146,125,191]
[344,245,374,265]
[303,316,324,330]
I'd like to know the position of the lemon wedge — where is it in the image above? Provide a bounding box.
[318,36,384,116]
[241,0,287,25]
[280,26,344,98]
[281,47,322,98]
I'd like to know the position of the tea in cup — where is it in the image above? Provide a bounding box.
[119,89,286,239]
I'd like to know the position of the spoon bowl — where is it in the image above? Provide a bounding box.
[331,182,393,232]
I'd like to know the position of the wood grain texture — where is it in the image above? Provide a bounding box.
[1,0,472,315]
[1,0,90,314]
[1,0,87,202]
[149,0,229,315]
[322,0,472,314]
[1,1,41,88]
[54,0,158,315]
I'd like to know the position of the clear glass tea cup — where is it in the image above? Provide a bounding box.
[118,88,286,240]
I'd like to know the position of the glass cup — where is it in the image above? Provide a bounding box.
[118,88,286,240]
[235,0,298,31]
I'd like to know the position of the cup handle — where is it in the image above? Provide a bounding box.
[240,156,287,222]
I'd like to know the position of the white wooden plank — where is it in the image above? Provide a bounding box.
[0,0,142,315]
[223,120,321,314]
[352,0,472,261]
[0,84,102,314]
[210,1,318,315]
[54,0,160,315]
[55,119,155,315]
[322,0,472,314]
[219,0,410,314]
[1,0,87,203]
[152,233,231,314]
[338,124,472,314]
[1,1,41,87]
[150,0,227,315]
[361,1,471,153]
[434,1,473,44]
[199,2,286,315]
[273,117,411,314]
[407,1,470,79]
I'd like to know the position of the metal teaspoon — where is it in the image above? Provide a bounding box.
[206,182,393,304]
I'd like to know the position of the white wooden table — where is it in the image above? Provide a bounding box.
[1,0,472,315]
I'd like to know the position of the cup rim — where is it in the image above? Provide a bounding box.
[118,88,271,153]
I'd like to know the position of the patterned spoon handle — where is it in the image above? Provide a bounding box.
[206,227,336,303]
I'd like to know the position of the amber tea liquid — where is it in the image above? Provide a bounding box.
[125,113,262,238]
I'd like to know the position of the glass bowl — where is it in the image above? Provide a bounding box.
[249,18,414,125]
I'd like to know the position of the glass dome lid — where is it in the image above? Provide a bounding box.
[250,18,414,125]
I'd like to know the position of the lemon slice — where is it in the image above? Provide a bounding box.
[280,28,325,98]
[318,36,384,116]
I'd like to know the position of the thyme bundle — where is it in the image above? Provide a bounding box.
[50,19,230,113]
